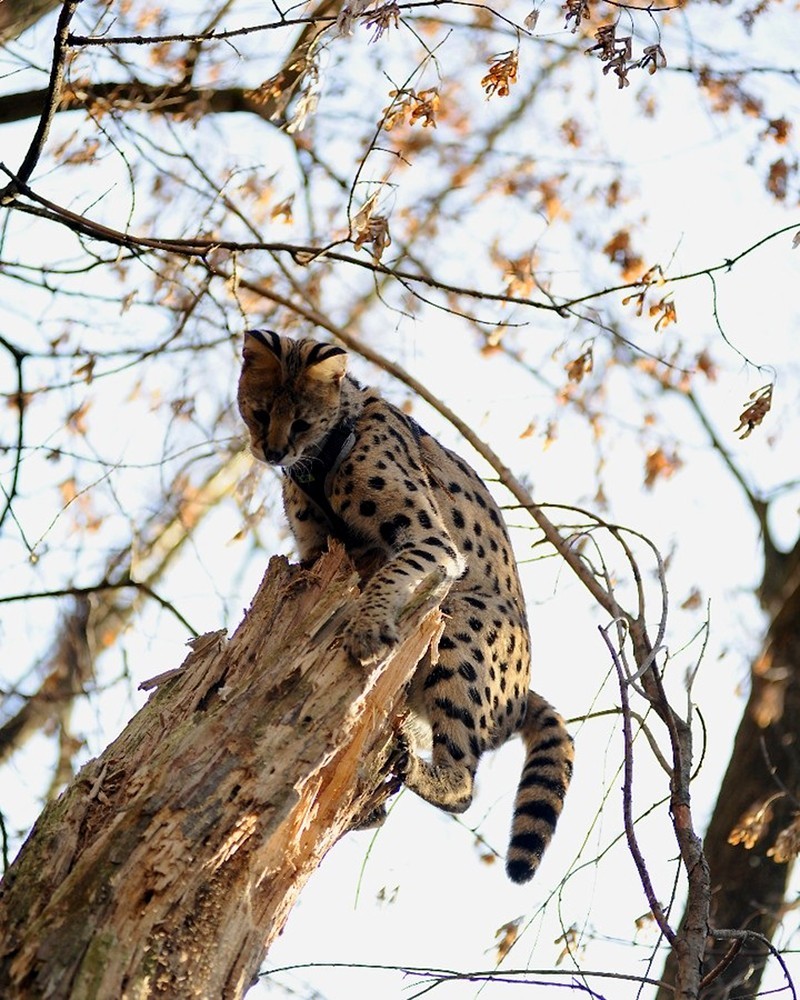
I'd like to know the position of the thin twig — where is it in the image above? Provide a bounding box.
[0,580,198,636]
[0,334,27,534]
[708,929,797,1000]
[600,623,676,944]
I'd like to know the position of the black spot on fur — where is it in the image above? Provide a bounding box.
[464,596,487,609]
[458,661,478,682]
[424,664,455,689]
[379,514,411,544]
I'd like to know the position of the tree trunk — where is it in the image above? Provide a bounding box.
[0,0,59,43]
[658,544,800,999]
[0,544,444,999]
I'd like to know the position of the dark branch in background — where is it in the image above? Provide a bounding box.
[0,580,197,772]
[0,808,8,873]
[1,0,80,195]
[261,960,669,992]
[0,0,342,129]
[0,81,296,127]
[651,380,800,995]
[668,63,800,78]
[67,13,337,47]
[0,580,198,637]
[63,0,530,48]
[180,0,237,90]
[0,335,27,536]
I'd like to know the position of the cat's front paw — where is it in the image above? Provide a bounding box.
[344,618,399,666]
[348,803,388,831]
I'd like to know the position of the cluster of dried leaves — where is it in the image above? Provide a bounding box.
[734,383,774,439]
[481,50,519,99]
[729,797,800,863]
[698,70,797,202]
[621,264,678,332]
[604,230,645,282]
[383,87,440,130]
[644,447,683,489]
[353,192,392,259]
[364,1,401,41]
[563,1,667,89]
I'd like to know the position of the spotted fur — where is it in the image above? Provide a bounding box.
[238,330,574,882]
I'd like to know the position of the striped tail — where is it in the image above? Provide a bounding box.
[506,692,574,884]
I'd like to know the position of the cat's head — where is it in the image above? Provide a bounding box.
[237,330,348,467]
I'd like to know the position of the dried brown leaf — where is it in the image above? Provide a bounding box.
[734,383,773,439]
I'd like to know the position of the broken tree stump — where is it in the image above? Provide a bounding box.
[0,544,444,999]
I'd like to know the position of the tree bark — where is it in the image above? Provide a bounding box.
[0,0,59,43]
[0,544,444,999]
[658,541,800,999]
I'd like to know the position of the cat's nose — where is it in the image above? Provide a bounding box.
[264,447,287,464]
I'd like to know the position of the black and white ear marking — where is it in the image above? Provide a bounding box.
[243,329,283,368]
[304,343,348,385]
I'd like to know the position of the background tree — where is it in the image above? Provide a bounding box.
[1,0,799,997]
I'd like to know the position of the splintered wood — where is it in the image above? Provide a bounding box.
[0,544,443,999]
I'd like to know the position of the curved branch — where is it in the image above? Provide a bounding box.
[0,334,27,535]
[64,1,530,48]
[0,580,197,636]
[601,623,675,943]
[684,387,772,541]
[2,0,80,194]
[3,171,797,330]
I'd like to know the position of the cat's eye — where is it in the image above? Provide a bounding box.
[253,409,270,428]
[291,419,311,436]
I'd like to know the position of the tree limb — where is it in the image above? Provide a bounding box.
[2,0,80,195]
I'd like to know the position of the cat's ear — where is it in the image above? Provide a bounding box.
[242,330,282,370]
[305,345,347,385]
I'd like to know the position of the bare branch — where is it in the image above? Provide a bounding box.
[0,81,299,128]
[2,0,81,194]
[0,334,27,536]
[600,623,676,944]
[4,168,797,340]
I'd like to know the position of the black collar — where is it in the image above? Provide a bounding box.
[286,416,356,489]
[285,417,357,542]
